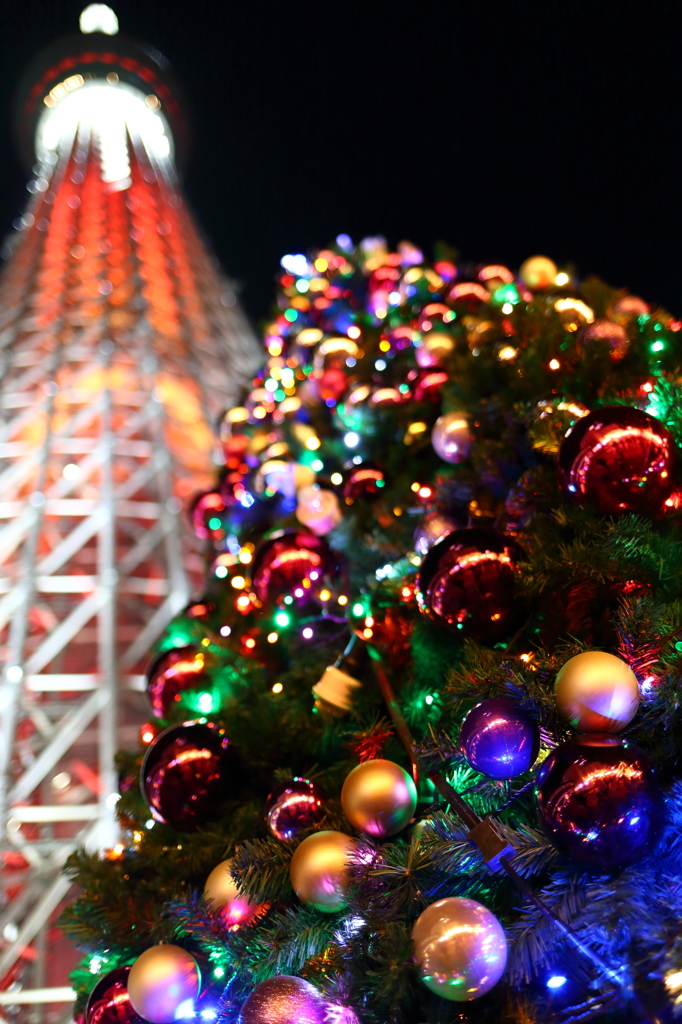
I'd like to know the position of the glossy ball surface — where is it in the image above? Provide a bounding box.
[204,859,263,929]
[415,332,455,368]
[238,976,327,1024]
[296,486,342,536]
[519,255,557,290]
[341,759,417,838]
[555,651,640,733]
[145,646,214,720]
[412,897,507,1001]
[343,465,387,502]
[251,529,339,610]
[417,528,526,642]
[127,946,200,1024]
[536,735,664,868]
[431,412,472,464]
[460,698,540,779]
[289,830,355,912]
[413,512,459,556]
[558,406,675,516]
[86,967,143,1024]
[264,777,326,841]
[579,318,629,361]
[140,721,230,832]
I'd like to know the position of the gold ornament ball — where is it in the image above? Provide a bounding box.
[204,859,263,929]
[289,830,355,912]
[555,651,640,733]
[519,255,558,290]
[416,332,454,368]
[127,945,200,1024]
[341,758,417,838]
[412,897,508,1001]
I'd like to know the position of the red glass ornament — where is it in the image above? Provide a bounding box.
[343,465,387,502]
[184,599,216,620]
[264,778,326,841]
[319,367,348,401]
[86,967,143,1024]
[417,528,526,642]
[145,646,215,720]
[558,407,675,516]
[189,491,225,540]
[537,735,663,869]
[140,721,231,832]
[579,319,629,361]
[251,529,340,610]
[413,369,448,402]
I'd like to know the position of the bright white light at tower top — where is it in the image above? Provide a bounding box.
[79,4,119,35]
[36,81,174,184]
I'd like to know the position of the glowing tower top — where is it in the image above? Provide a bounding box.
[0,8,260,1008]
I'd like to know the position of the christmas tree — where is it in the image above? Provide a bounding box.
[65,237,682,1024]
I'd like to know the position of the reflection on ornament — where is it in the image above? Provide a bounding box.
[537,735,664,868]
[341,759,417,837]
[519,255,558,290]
[614,295,649,317]
[140,720,230,831]
[460,698,539,779]
[431,412,471,464]
[204,859,263,929]
[264,777,326,841]
[237,976,327,1024]
[289,830,355,912]
[127,946,200,1024]
[415,332,454,368]
[189,491,225,540]
[413,512,459,555]
[558,406,675,516]
[296,486,342,535]
[343,466,386,502]
[417,528,526,642]
[145,645,215,719]
[251,529,340,610]
[579,318,629,361]
[86,967,143,1024]
[529,398,590,455]
[554,651,640,732]
[412,897,507,1001]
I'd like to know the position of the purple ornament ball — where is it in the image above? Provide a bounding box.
[537,734,664,869]
[86,968,143,1024]
[264,778,326,841]
[238,976,327,1024]
[140,720,231,832]
[460,698,539,779]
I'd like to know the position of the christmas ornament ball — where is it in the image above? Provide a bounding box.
[413,512,460,555]
[140,720,230,831]
[536,735,664,869]
[264,777,326,841]
[295,486,342,536]
[558,406,675,516]
[251,529,339,609]
[412,897,508,1001]
[460,698,539,779]
[417,528,526,642]
[579,318,629,361]
[343,465,387,503]
[555,651,640,733]
[519,255,558,290]
[204,860,263,929]
[238,976,327,1024]
[431,412,472,464]
[289,830,355,912]
[86,967,143,1024]
[341,758,417,837]
[145,646,214,720]
[415,331,455,368]
[127,946,200,1024]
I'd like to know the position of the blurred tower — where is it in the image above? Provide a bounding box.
[0,5,260,1014]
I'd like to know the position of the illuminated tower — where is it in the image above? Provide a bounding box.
[0,5,259,1009]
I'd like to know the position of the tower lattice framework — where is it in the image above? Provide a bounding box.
[0,18,260,1015]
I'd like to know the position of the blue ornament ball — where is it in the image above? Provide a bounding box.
[537,734,664,869]
[459,698,540,779]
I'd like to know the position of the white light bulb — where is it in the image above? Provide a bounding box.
[79,4,119,34]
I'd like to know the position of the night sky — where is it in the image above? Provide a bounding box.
[0,0,680,326]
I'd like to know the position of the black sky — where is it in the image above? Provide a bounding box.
[0,0,681,325]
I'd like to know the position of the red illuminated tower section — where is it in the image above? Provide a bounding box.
[0,8,260,1014]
